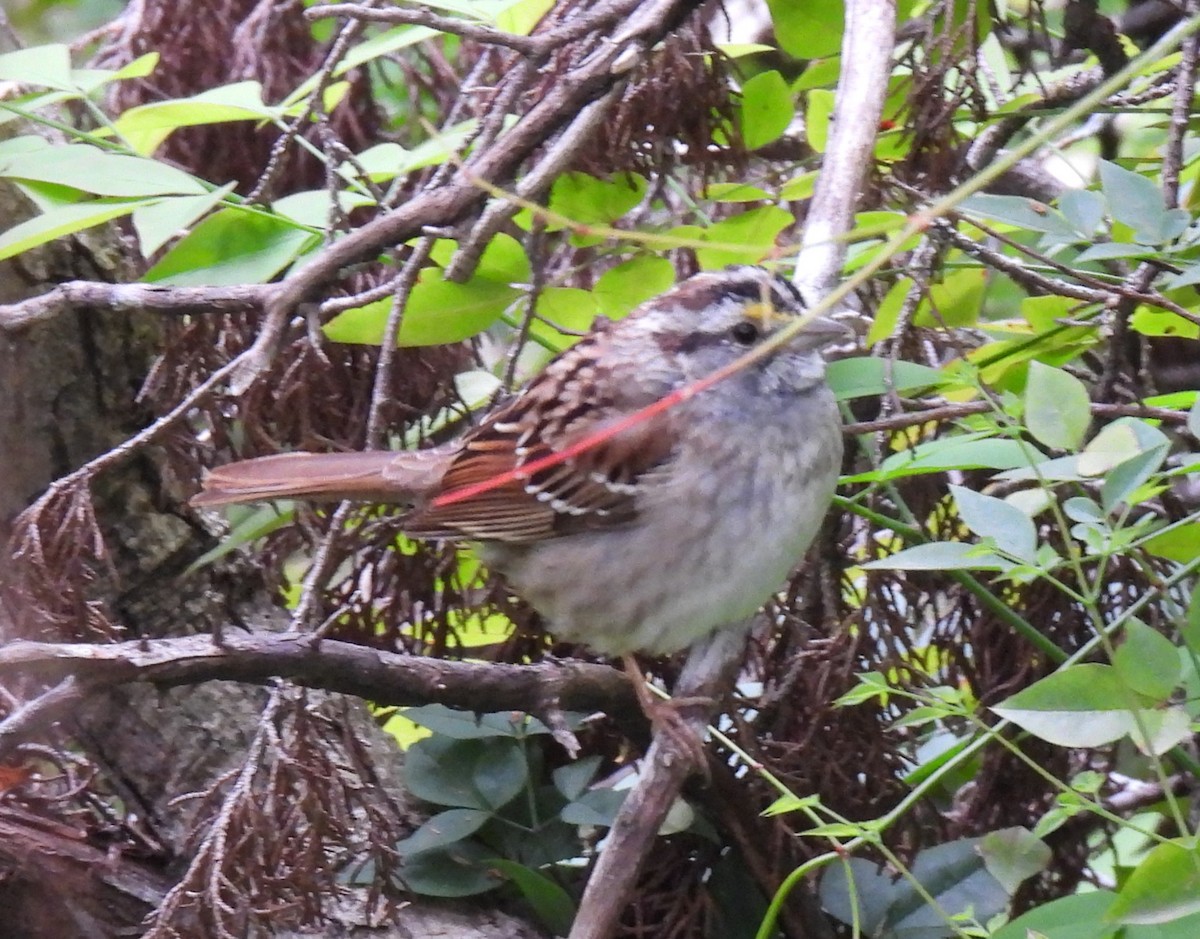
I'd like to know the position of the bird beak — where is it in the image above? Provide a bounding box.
[744,301,855,347]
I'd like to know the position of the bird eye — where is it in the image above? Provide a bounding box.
[731,321,759,345]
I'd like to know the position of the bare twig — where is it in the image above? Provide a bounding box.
[0,632,641,758]
[842,400,1194,437]
[0,281,269,333]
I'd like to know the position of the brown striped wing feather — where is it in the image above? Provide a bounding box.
[402,394,676,543]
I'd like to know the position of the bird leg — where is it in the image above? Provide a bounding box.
[620,654,711,773]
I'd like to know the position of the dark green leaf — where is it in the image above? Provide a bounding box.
[487,859,575,936]
[472,738,529,810]
[397,808,491,857]
[552,755,602,802]
[401,704,546,739]
[560,789,628,827]
[404,737,487,808]
[398,842,500,897]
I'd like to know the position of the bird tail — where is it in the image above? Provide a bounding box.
[191,451,446,507]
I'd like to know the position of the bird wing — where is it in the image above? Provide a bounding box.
[402,386,676,543]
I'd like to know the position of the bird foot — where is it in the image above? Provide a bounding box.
[621,655,712,776]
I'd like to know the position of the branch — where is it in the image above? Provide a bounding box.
[569,4,899,936]
[234,0,698,390]
[569,627,747,939]
[796,0,896,295]
[0,632,641,756]
[0,282,269,333]
[843,400,1195,437]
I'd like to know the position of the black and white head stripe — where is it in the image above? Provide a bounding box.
[712,266,808,313]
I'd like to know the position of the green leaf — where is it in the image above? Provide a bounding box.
[1113,620,1181,701]
[950,485,1037,562]
[398,841,500,897]
[472,738,528,810]
[1099,161,1190,245]
[529,287,598,346]
[112,81,280,155]
[703,182,771,202]
[185,502,294,573]
[991,891,1119,939]
[397,808,491,857]
[1144,522,1200,563]
[863,541,1012,571]
[1077,242,1159,263]
[762,793,820,817]
[961,193,1080,241]
[1059,188,1106,237]
[560,788,628,827]
[402,704,547,739]
[405,737,489,808]
[271,189,376,228]
[804,88,834,152]
[766,0,843,58]
[0,198,156,261]
[845,433,1046,484]
[820,839,1009,936]
[144,207,314,286]
[548,171,646,227]
[979,827,1052,894]
[324,278,519,347]
[825,357,942,400]
[487,859,575,936]
[739,70,794,149]
[1128,706,1191,756]
[552,755,602,802]
[0,144,207,197]
[1130,307,1200,340]
[131,184,236,256]
[1108,840,1200,925]
[0,44,73,89]
[1184,587,1200,655]
[694,206,792,268]
[1077,421,1143,476]
[1025,361,1091,450]
[991,663,1156,748]
[593,256,676,318]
